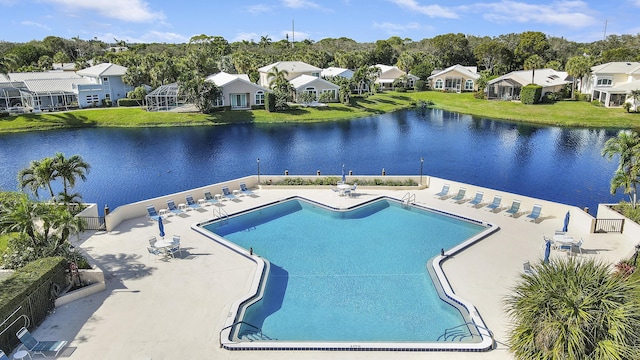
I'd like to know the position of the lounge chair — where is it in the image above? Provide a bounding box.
[348,183,357,198]
[484,195,502,212]
[221,186,237,201]
[449,188,467,203]
[185,194,201,210]
[504,200,521,217]
[466,191,483,207]
[16,327,68,358]
[0,350,9,360]
[239,183,255,196]
[166,199,184,215]
[561,239,583,255]
[526,204,542,223]
[203,191,219,206]
[146,205,162,221]
[434,184,450,199]
[148,236,157,247]
[523,261,534,274]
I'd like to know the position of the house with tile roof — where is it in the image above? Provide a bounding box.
[289,75,340,103]
[258,61,322,88]
[76,63,132,108]
[373,64,419,90]
[581,62,640,108]
[206,72,270,109]
[428,65,480,92]
[486,69,571,101]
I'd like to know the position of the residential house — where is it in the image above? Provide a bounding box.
[321,67,354,80]
[289,75,340,103]
[374,64,419,90]
[0,71,91,112]
[258,61,322,88]
[486,69,571,101]
[581,62,640,108]
[76,63,132,107]
[206,72,270,109]
[428,65,480,92]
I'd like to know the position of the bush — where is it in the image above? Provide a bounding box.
[591,100,603,107]
[0,111,9,118]
[473,90,486,100]
[542,92,556,103]
[395,87,407,93]
[117,98,141,107]
[576,91,591,102]
[318,91,336,103]
[102,99,112,107]
[264,92,276,112]
[414,80,427,91]
[520,84,542,104]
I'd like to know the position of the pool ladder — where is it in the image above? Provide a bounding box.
[219,320,276,346]
[401,192,416,208]
[437,322,495,347]
[213,205,229,222]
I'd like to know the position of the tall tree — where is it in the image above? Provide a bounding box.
[18,157,57,200]
[523,54,545,84]
[602,131,640,208]
[515,31,549,67]
[53,153,90,205]
[179,76,221,113]
[505,258,640,359]
[565,56,592,97]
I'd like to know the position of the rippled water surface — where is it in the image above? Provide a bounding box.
[0,109,624,214]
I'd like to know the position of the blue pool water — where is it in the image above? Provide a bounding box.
[203,198,485,342]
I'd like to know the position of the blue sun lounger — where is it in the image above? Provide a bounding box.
[526,204,542,222]
[146,205,162,221]
[504,199,521,217]
[203,191,220,205]
[450,188,467,203]
[17,327,68,358]
[466,191,483,207]
[222,186,237,201]
[239,183,255,196]
[166,199,184,215]
[434,184,450,199]
[1,350,9,360]
[484,195,502,212]
[185,194,201,210]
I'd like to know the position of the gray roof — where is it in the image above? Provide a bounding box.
[77,63,128,77]
[258,61,321,73]
[23,78,91,94]
[488,69,570,87]
[591,62,640,75]
[7,71,81,81]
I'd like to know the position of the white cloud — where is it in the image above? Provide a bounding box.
[281,0,320,8]
[233,32,260,42]
[21,21,51,31]
[387,0,458,19]
[373,21,422,31]
[246,4,271,14]
[41,0,165,22]
[281,30,310,41]
[476,1,597,28]
[95,31,188,44]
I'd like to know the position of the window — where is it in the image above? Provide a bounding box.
[464,79,474,91]
[596,77,613,86]
[85,94,99,102]
[255,91,265,105]
[103,77,109,82]
[434,79,443,89]
[304,87,317,98]
[214,95,224,107]
[105,94,111,100]
[311,72,320,77]
[322,89,337,99]
[230,94,247,108]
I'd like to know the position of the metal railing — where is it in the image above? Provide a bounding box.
[77,216,106,230]
[594,218,625,233]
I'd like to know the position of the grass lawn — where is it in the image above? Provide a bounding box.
[1,91,639,133]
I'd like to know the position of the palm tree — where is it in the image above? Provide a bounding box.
[504,258,640,359]
[0,194,46,246]
[53,153,90,204]
[602,131,640,207]
[18,157,57,200]
[267,66,289,89]
[629,89,640,112]
[565,56,592,98]
[524,54,545,84]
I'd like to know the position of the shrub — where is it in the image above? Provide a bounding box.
[0,111,9,118]
[264,92,276,112]
[542,92,556,103]
[414,79,427,91]
[318,91,336,103]
[576,92,591,102]
[520,84,542,104]
[395,87,407,93]
[473,90,485,100]
[117,98,141,107]
[591,100,603,107]
[102,99,112,107]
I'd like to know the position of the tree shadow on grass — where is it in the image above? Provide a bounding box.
[37,113,97,127]
[387,94,412,101]
[204,110,256,124]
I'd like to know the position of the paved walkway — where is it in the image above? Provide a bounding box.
[22,184,636,360]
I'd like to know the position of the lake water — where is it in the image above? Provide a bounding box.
[0,108,624,215]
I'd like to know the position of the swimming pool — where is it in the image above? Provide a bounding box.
[195,197,497,351]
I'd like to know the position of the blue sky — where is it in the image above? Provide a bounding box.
[1,0,639,44]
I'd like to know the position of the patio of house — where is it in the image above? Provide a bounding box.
[17,176,637,360]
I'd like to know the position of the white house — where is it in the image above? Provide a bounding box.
[0,71,90,112]
[258,61,322,88]
[206,72,270,109]
[289,75,340,103]
[76,63,131,108]
[582,62,640,108]
[374,64,419,90]
[428,65,480,92]
[486,69,571,101]
[321,67,354,80]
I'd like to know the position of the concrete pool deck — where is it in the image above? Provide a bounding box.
[21,178,637,360]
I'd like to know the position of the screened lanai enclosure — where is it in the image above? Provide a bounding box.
[0,83,35,112]
[146,83,186,111]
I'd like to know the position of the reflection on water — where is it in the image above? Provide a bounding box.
[0,109,624,214]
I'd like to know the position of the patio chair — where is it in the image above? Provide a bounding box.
[504,200,521,217]
[147,246,164,260]
[0,350,9,360]
[348,183,358,198]
[434,184,450,199]
[484,195,502,212]
[148,236,157,247]
[466,191,483,207]
[168,235,182,257]
[16,327,68,358]
[185,194,201,211]
[166,199,184,215]
[523,261,534,274]
[146,205,162,221]
[449,188,467,203]
[526,204,543,223]
[570,239,584,255]
[203,191,219,206]
[239,183,255,196]
[221,186,237,201]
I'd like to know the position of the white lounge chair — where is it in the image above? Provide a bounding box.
[526,204,542,223]
[466,191,483,207]
[484,195,502,212]
[434,184,450,199]
[146,205,162,221]
[16,327,68,358]
[166,199,184,215]
[222,186,237,201]
[504,200,521,217]
[203,191,219,206]
[449,188,467,203]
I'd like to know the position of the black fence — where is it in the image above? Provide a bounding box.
[78,216,106,231]
[594,218,625,233]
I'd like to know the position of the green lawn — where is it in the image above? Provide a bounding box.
[1,91,639,133]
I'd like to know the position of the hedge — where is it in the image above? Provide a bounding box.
[521,84,542,104]
[117,98,142,107]
[0,257,68,353]
[264,92,276,112]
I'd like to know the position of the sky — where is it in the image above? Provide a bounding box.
[0,0,639,45]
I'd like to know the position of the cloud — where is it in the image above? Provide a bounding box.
[21,21,51,31]
[387,0,458,19]
[476,1,597,28]
[281,0,320,8]
[233,32,260,42]
[282,30,310,41]
[95,31,188,44]
[373,21,422,31]
[41,0,165,22]
[246,4,271,14]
